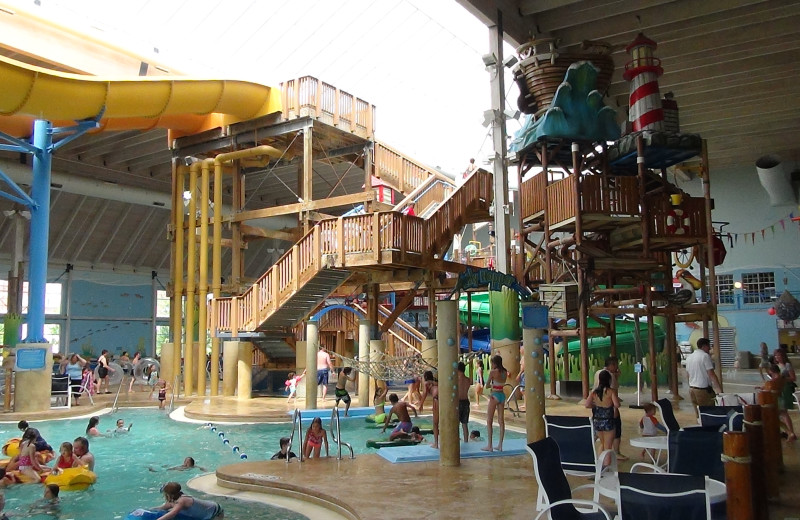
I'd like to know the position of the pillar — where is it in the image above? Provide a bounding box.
[744,405,768,520]
[295,340,307,399]
[756,390,781,499]
[436,300,459,466]
[237,342,253,400]
[421,339,437,370]
[522,303,548,443]
[305,321,319,409]
[358,320,370,407]
[13,344,53,412]
[160,342,175,389]
[723,431,754,520]
[222,341,239,396]
[369,339,386,387]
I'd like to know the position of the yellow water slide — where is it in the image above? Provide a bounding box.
[0,54,281,137]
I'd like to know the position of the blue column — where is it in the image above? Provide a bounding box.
[25,119,53,342]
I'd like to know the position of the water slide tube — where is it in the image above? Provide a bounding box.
[458,292,665,358]
[0,54,281,137]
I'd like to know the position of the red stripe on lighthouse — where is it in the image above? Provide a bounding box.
[633,109,664,131]
[629,81,661,106]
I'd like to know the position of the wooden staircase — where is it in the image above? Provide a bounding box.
[350,302,425,357]
[212,170,492,346]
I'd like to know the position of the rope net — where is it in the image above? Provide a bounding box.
[331,351,437,381]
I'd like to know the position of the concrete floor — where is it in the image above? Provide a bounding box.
[5,371,798,519]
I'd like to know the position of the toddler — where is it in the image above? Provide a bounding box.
[639,403,667,460]
[285,369,306,405]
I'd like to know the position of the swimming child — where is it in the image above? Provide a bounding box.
[334,367,356,416]
[86,416,106,437]
[53,442,81,471]
[151,481,224,519]
[27,484,60,517]
[303,417,329,459]
[150,378,171,410]
[270,437,298,461]
[285,369,306,405]
[469,430,482,442]
[114,418,133,434]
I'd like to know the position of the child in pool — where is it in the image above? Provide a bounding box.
[303,417,328,459]
[17,428,44,483]
[27,484,60,517]
[114,418,133,434]
[53,441,81,471]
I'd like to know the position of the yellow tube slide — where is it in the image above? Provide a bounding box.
[0,54,281,137]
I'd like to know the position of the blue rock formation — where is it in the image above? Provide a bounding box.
[509,61,620,154]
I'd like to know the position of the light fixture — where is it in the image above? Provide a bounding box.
[734,281,742,289]
[183,190,192,202]
[481,53,497,67]
[503,108,521,120]
[503,55,518,68]
[482,109,496,128]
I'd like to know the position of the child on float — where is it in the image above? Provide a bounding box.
[53,442,81,472]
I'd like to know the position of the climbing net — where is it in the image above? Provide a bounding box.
[332,351,437,381]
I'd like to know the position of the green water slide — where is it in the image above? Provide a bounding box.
[457,292,665,357]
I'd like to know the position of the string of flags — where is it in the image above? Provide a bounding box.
[728,212,800,245]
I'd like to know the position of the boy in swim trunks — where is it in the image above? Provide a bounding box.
[382,393,418,440]
[457,362,472,442]
[334,367,356,416]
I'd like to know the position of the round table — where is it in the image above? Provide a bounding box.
[629,436,668,467]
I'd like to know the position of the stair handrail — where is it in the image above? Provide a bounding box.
[111,381,123,412]
[393,175,455,214]
[349,301,423,356]
[330,406,355,460]
[287,408,304,463]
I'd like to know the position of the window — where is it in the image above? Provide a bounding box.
[16,323,60,352]
[0,280,62,315]
[742,272,775,304]
[715,274,734,305]
[155,325,171,356]
[156,290,171,319]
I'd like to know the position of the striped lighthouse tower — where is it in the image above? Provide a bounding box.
[623,33,664,132]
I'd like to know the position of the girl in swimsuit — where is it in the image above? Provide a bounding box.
[303,417,328,458]
[419,371,440,449]
[85,416,106,437]
[473,356,485,408]
[17,428,43,482]
[54,442,80,471]
[483,355,507,452]
[585,369,620,466]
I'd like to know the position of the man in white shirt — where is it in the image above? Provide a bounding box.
[685,337,722,415]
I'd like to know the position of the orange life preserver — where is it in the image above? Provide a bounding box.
[666,208,690,235]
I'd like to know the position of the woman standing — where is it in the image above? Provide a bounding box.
[61,354,87,406]
[585,370,620,466]
[482,355,507,452]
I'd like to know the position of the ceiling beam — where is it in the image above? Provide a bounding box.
[533,0,678,32]
[116,209,155,266]
[94,203,132,264]
[231,191,375,222]
[70,199,110,262]
[50,194,87,253]
[134,213,170,268]
[453,0,531,47]
[518,0,582,16]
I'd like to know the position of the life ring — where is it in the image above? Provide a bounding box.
[2,438,20,457]
[95,362,124,386]
[44,466,97,491]
[125,509,198,520]
[132,358,160,385]
[666,208,691,235]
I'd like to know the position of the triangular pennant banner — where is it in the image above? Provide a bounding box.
[781,219,786,231]
[761,229,766,239]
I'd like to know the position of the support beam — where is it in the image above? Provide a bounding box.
[231,191,375,222]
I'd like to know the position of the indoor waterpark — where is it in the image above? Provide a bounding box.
[0,1,798,519]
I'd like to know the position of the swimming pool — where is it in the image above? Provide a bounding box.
[0,408,523,519]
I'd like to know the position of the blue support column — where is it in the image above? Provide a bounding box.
[25,119,53,342]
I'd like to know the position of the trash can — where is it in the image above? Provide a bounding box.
[736,350,752,369]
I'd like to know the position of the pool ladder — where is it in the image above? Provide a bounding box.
[504,383,525,418]
[330,406,354,460]
[287,409,304,463]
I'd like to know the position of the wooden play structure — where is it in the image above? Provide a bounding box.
[170,76,493,397]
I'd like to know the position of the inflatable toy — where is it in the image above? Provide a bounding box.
[132,358,161,385]
[366,438,423,449]
[95,361,125,386]
[2,438,20,456]
[125,508,196,520]
[44,467,97,491]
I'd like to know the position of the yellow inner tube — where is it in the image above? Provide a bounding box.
[44,467,97,491]
[2,438,20,457]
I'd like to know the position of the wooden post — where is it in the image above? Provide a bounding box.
[700,139,723,390]
[636,134,650,258]
[744,405,769,520]
[646,286,658,402]
[467,292,473,352]
[756,390,781,499]
[303,125,314,234]
[363,142,373,213]
[723,431,754,520]
[542,144,558,399]
[666,314,681,400]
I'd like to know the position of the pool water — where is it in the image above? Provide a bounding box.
[0,408,523,519]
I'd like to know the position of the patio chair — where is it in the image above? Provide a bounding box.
[698,405,743,431]
[632,429,725,483]
[654,398,681,432]
[51,375,70,408]
[526,437,612,520]
[542,415,617,511]
[618,472,710,520]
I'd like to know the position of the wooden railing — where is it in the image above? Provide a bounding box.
[374,141,445,195]
[213,171,492,335]
[280,76,375,138]
[648,195,707,239]
[546,174,640,227]
[350,302,424,358]
[520,171,547,219]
